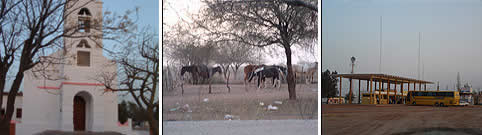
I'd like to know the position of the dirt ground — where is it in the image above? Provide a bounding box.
[322,104,482,135]
[162,82,318,121]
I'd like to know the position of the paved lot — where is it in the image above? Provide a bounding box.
[163,120,317,135]
[322,104,482,135]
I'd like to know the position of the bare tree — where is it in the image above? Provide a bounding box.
[164,23,219,66]
[0,0,87,133]
[199,0,317,100]
[99,27,159,135]
[228,42,256,80]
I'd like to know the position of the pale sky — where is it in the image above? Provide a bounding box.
[321,0,482,97]
[162,0,319,66]
[323,0,482,97]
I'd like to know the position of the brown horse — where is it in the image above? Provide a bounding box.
[293,62,318,84]
[243,64,265,86]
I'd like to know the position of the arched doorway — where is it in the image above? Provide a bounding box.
[73,91,93,131]
[73,96,86,131]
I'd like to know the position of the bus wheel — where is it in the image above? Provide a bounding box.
[434,102,439,107]
[440,103,445,107]
[412,102,416,105]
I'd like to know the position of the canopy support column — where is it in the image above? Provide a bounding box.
[349,78,353,104]
[370,77,373,104]
[366,80,369,92]
[339,77,342,104]
[413,82,416,92]
[419,82,421,91]
[401,82,404,104]
[387,80,390,104]
[395,80,398,104]
[379,80,382,104]
[359,80,361,104]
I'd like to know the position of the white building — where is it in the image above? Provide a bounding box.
[17,0,119,134]
[1,93,23,123]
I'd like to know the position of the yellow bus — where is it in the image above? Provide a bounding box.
[361,90,407,104]
[407,91,460,106]
[327,97,345,104]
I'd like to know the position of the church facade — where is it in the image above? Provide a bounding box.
[17,0,119,134]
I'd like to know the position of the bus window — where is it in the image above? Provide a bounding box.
[448,92,454,97]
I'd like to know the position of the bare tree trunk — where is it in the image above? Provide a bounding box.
[181,83,184,95]
[226,70,231,93]
[284,46,297,100]
[209,79,212,94]
[0,121,8,135]
[0,68,24,134]
[146,109,159,135]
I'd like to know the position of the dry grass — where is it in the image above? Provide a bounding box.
[162,83,318,121]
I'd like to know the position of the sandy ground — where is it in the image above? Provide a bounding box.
[322,104,482,135]
[162,82,318,121]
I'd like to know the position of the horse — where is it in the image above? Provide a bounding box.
[305,62,318,84]
[181,65,222,84]
[266,65,287,80]
[181,65,200,84]
[197,65,222,82]
[248,67,282,89]
[293,62,318,84]
[243,64,265,85]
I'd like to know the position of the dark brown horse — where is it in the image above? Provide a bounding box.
[181,65,222,84]
[197,65,222,82]
[181,65,200,84]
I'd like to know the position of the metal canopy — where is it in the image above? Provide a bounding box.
[332,73,433,84]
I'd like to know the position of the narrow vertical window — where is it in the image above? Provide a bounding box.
[16,108,21,118]
[78,17,91,33]
[78,8,91,33]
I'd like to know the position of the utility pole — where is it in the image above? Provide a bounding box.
[437,81,439,91]
[379,16,382,73]
[418,32,421,79]
[457,72,461,92]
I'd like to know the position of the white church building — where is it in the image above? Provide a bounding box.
[15,0,121,134]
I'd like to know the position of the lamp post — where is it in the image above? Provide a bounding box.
[350,56,356,104]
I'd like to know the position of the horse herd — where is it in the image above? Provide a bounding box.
[180,62,318,90]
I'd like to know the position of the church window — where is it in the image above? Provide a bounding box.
[77,51,90,67]
[16,108,21,118]
[77,39,91,48]
[78,17,91,33]
[78,8,91,33]
[78,8,91,16]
